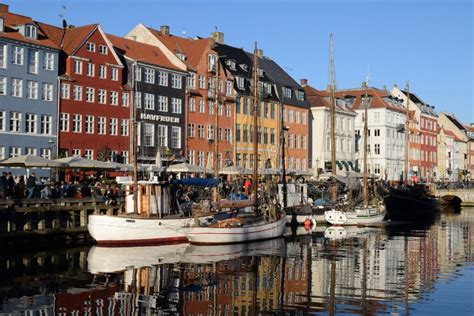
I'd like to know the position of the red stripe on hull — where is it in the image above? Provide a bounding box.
[94,236,188,247]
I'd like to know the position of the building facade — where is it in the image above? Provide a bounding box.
[0,5,59,178]
[303,81,356,176]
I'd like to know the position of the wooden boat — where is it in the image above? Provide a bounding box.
[324,205,386,226]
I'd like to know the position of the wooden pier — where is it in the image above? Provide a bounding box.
[0,197,122,246]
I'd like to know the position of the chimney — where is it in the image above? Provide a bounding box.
[256,48,263,58]
[393,83,398,88]
[160,25,170,35]
[0,4,9,12]
[383,85,387,91]
[300,79,308,87]
[211,31,224,44]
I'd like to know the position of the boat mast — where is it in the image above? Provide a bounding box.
[404,81,410,184]
[362,81,369,206]
[213,53,219,202]
[132,61,138,214]
[329,34,337,202]
[280,99,287,208]
[253,43,259,208]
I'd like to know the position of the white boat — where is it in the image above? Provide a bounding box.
[183,212,287,245]
[324,205,386,226]
[88,179,212,246]
[87,243,189,274]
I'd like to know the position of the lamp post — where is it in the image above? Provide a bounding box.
[48,138,55,181]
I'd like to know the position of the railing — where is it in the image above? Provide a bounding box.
[434,181,474,190]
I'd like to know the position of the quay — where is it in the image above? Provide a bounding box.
[0,197,122,247]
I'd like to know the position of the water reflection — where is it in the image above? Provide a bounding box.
[0,210,472,315]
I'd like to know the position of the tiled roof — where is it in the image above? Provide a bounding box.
[304,85,355,114]
[108,34,182,72]
[0,11,59,49]
[336,87,406,113]
[400,89,438,117]
[444,113,466,132]
[61,24,98,54]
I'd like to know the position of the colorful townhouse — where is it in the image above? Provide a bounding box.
[467,124,474,181]
[437,128,456,181]
[109,34,187,163]
[256,56,309,173]
[0,4,59,178]
[337,86,406,181]
[303,80,356,176]
[391,85,438,181]
[41,23,130,162]
[125,25,234,168]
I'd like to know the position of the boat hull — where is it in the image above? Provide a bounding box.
[183,216,287,245]
[383,192,439,222]
[88,214,191,246]
[324,208,386,226]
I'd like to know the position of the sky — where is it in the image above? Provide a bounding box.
[6,0,473,123]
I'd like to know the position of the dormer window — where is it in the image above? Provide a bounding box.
[25,25,37,39]
[240,64,248,72]
[296,90,305,101]
[0,18,4,32]
[208,54,217,71]
[226,59,236,70]
[176,53,186,61]
[236,77,244,89]
[258,68,264,77]
[283,87,292,98]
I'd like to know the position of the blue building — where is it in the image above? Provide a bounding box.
[0,4,59,179]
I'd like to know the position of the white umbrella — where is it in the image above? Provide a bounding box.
[166,162,204,173]
[0,155,66,168]
[55,156,115,169]
[155,150,162,169]
[219,165,245,175]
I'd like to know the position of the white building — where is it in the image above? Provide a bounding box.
[303,83,357,176]
[438,113,468,180]
[337,86,406,181]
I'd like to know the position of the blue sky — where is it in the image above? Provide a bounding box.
[7,0,473,123]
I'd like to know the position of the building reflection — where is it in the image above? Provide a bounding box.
[0,213,472,315]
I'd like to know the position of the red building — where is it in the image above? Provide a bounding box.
[419,111,438,181]
[42,24,130,162]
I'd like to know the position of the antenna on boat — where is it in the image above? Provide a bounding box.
[253,42,259,210]
[329,33,337,202]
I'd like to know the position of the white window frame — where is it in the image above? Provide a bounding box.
[12,78,22,97]
[42,83,53,101]
[99,65,107,79]
[144,93,155,110]
[0,44,7,69]
[28,49,39,74]
[41,115,52,135]
[73,85,82,101]
[72,114,82,133]
[98,89,106,104]
[85,115,94,134]
[171,98,182,114]
[12,46,24,65]
[171,74,182,89]
[59,112,69,132]
[158,71,168,86]
[44,52,54,71]
[109,118,118,136]
[111,67,118,81]
[25,113,37,134]
[61,83,70,99]
[97,117,106,135]
[121,119,129,136]
[158,95,168,112]
[73,60,82,74]
[171,126,181,148]
[86,42,96,52]
[122,92,129,107]
[85,87,95,103]
[144,68,155,84]
[110,91,119,106]
[99,45,108,55]
[144,123,155,147]
[157,125,168,147]
[27,80,38,99]
[10,112,22,133]
[87,63,95,77]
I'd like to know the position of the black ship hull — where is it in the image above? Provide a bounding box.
[383,188,439,222]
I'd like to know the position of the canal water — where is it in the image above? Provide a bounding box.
[0,210,472,315]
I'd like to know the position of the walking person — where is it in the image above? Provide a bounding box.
[27,173,37,199]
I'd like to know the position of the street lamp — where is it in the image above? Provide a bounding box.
[47,138,55,181]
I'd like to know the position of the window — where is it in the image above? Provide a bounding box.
[26,147,37,156]
[121,151,129,164]
[225,104,231,117]
[375,144,380,155]
[207,125,215,140]
[121,119,129,136]
[295,135,299,148]
[144,93,155,110]
[283,87,291,98]
[288,110,294,123]
[99,65,107,79]
[236,77,244,89]
[86,42,96,52]
[9,146,21,158]
[85,87,94,102]
[172,98,182,114]
[225,128,231,142]
[98,89,106,104]
[157,125,168,146]
[87,63,94,77]
[85,115,94,134]
[296,90,305,101]
[72,149,81,157]
[270,103,276,119]
[122,93,129,107]
[208,54,217,71]
[159,71,168,86]
[84,149,93,160]
[188,150,195,165]
[111,67,118,81]
[73,60,82,74]
[375,129,380,137]
[144,68,155,83]
[189,97,195,112]
[134,92,142,108]
[44,52,54,71]
[243,125,248,142]
[12,46,24,65]
[270,128,275,144]
[12,78,22,97]
[171,74,182,89]
[110,91,118,106]
[288,134,293,148]
[197,125,204,138]
[302,112,307,124]
[0,111,4,131]
[99,45,108,55]
[42,83,53,101]
[0,77,4,95]
[0,44,6,68]
[263,127,268,144]
[72,114,82,133]
[226,81,232,96]
[208,101,214,115]
[198,75,205,89]
[295,111,300,124]
[171,126,181,148]
[27,81,38,99]
[59,113,69,132]
[97,117,106,135]
[61,83,70,99]
[198,151,205,167]
[109,118,118,135]
[302,135,306,149]
[25,113,37,133]
[158,96,168,111]
[73,85,82,101]
[374,163,381,174]
[28,49,38,74]
[188,123,195,137]
[188,73,196,89]
[263,102,269,118]
[195,99,204,113]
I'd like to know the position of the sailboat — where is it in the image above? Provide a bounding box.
[324,50,385,226]
[87,62,213,246]
[182,43,287,245]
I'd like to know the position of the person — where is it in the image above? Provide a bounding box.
[26,173,37,199]
[243,178,252,197]
[40,184,52,199]
[15,175,26,198]
[0,172,7,199]
[6,172,14,198]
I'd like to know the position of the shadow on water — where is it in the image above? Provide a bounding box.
[0,209,472,314]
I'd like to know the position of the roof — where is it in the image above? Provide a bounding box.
[335,87,406,113]
[304,85,355,114]
[108,34,183,72]
[0,10,59,49]
[61,24,98,54]
[443,113,467,132]
[400,89,438,117]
